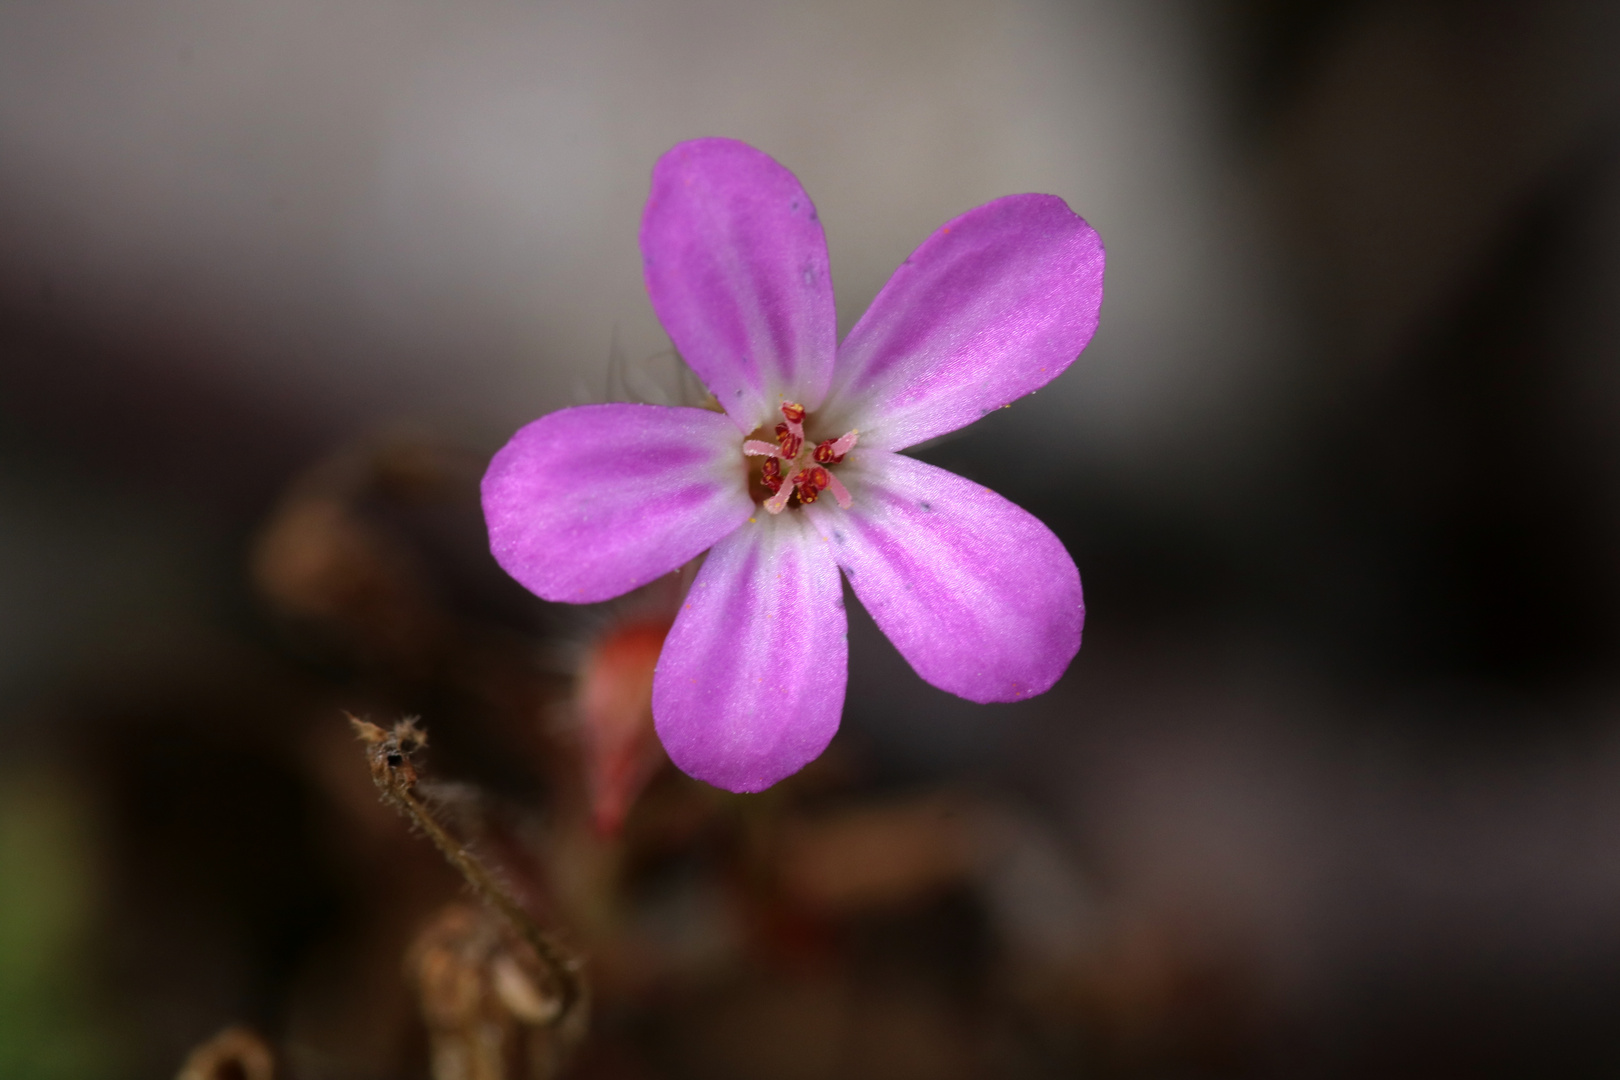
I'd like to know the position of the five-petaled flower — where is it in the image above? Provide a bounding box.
[482,138,1105,793]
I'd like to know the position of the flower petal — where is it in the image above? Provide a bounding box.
[653,513,846,792]
[820,194,1105,451]
[805,452,1081,702]
[482,404,752,603]
[641,138,838,431]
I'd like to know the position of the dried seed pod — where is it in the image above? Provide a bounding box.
[408,904,568,1080]
[175,1025,275,1080]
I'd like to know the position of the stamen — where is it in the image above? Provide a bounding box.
[749,407,856,514]
[763,481,794,515]
[824,471,853,509]
[813,430,858,464]
[760,457,783,493]
[776,402,806,459]
[789,467,828,505]
[775,422,803,460]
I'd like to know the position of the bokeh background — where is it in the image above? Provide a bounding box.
[4,0,1620,1076]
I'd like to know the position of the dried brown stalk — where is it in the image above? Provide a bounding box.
[351,715,589,1074]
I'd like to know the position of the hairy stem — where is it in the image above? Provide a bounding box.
[350,715,588,1055]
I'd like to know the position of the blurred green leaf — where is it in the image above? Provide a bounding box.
[0,772,117,1080]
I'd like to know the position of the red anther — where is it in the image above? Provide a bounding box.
[780,402,806,425]
[797,482,820,505]
[812,440,844,464]
[775,422,802,460]
[760,457,783,493]
[807,466,829,491]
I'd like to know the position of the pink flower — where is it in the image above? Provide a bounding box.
[482,138,1105,793]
